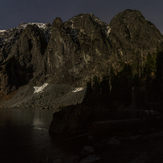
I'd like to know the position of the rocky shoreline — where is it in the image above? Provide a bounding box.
[49,115,163,163]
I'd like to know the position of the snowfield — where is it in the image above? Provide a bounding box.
[19,22,51,42]
[20,23,47,30]
[33,83,48,94]
[72,87,84,93]
[0,30,6,33]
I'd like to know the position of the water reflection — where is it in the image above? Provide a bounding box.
[0,108,63,163]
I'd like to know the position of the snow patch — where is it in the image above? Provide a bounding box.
[20,22,47,30]
[19,22,51,42]
[33,83,48,94]
[0,30,6,32]
[72,87,84,93]
[105,26,111,37]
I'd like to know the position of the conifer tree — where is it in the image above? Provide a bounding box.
[92,76,101,105]
[100,74,110,105]
[83,80,93,105]
[110,64,133,107]
[155,51,163,98]
[144,53,156,77]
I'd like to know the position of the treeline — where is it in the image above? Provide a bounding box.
[83,50,163,110]
[83,64,134,109]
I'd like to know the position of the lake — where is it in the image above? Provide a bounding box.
[0,108,65,163]
[0,108,147,162]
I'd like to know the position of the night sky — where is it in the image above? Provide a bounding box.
[0,0,163,34]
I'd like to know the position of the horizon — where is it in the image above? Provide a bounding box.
[1,11,163,35]
[0,0,163,34]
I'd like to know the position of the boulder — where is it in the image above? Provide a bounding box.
[108,137,121,146]
[79,155,100,163]
[49,104,95,134]
[63,155,79,163]
[81,146,95,156]
[128,152,149,163]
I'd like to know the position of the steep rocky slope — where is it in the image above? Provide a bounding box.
[0,9,163,97]
[1,83,85,110]
[109,9,163,74]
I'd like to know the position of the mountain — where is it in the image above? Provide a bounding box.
[0,9,163,108]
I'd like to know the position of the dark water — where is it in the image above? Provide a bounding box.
[0,108,64,163]
[0,108,145,163]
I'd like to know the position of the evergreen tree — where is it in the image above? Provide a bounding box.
[83,80,93,105]
[155,51,163,98]
[100,74,110,105]
[92,76,101,105]
[110,64,133,107]
[110,66,115,78]
[144,53,156,77]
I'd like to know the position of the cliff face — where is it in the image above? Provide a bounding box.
[0,9,163,95]
[109,9,163,73]
[0,24,49,94]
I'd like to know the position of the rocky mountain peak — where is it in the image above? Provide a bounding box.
[64,13,111,40]
[107,9,163,71]
[0,9,163,95]
[109,9,163,46]
[52,17,63,28]
[115,9,144,19]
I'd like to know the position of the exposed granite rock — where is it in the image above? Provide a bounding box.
[0,22,51,64]
[0,28,23,63]
[63,13,112,85]
[109,9,163,74]
[45,17,79,85]
[0,24,48,94]
[48,10,163,86]
[0,9,163,95]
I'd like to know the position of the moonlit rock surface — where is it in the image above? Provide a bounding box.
[33,83,48,94]
[72,87,84,93]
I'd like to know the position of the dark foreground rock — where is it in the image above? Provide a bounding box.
[79,155,100,163]
[89,116,163,138]
[48,114,163,163]
[49,104,95,134]
[129,152,149,163]
[81,146,95,157]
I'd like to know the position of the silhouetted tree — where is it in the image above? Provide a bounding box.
[100,74,110,105]
[83,80,93,105]
[144,53,156,77]
[111,64,133,107]
[155,51,163,101]
[92,76,101,105]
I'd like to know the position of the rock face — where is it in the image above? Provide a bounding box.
[0,9,163,95]
[109,9,163,74]
[45,17,78,85]
[0,24,48,94]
